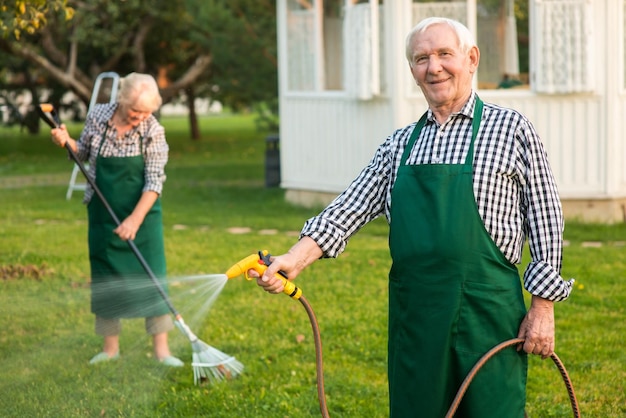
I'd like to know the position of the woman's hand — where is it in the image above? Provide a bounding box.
[113,215,142,241]
[51,124,70,147]
[114,191,159,241]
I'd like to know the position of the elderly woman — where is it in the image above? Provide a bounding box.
[51,73,182,367]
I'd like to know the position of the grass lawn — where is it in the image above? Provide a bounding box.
[1,114,625,417]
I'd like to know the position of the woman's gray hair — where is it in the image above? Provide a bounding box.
[405,17,475,65]
[117,72,163,111]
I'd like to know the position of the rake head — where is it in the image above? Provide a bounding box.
[191,338,244,385]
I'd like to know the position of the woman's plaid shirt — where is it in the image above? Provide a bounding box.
[302,92,573,301]
[73,103,169,204]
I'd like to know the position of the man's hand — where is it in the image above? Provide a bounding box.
[517,295,555,359]
[249,237,323,294]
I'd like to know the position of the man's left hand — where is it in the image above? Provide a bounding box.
[517,295,555,359]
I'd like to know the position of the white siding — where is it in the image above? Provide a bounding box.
[480,92,605,198]
[280,95,393,193]
[281,92,610,198]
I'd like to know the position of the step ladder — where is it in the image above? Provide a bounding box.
[66,71,120,199]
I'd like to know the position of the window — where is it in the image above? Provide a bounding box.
[285,0,384,98]
[285,0,344,91]
[286,0,320,91]
[530,0,593,93]
[284,0,592,95]
[476,0,529,89]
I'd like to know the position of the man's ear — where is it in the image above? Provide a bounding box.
[468,46,480,74]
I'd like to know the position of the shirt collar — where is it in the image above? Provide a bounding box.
[425,90,477,124]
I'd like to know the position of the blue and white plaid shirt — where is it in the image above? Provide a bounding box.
[74,103,169,204]
[302,92,573,302]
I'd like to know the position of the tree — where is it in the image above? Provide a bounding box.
[159,0,278,134]
[187,1,277,111]
[0,1,74,132]
[0,0,278,138]
[0,0,72,39]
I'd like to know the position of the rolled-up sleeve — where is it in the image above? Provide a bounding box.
[519,121,574,301]
[143,124,169,195]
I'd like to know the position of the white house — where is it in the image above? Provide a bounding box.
[276,0,626,223]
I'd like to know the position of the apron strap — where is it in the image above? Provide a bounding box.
[400,96,484,167]
[465,97,484,166]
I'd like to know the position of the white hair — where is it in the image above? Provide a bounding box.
[405,17,476,65]
[117,72,162,112]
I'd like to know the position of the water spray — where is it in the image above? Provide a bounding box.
[38,103,243,385]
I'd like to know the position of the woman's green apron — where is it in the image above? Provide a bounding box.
[388,98,527,417]
[88,129,169,319]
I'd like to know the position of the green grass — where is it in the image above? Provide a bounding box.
[0,114,624,417]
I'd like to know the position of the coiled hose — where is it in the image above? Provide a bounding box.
[300,295,579,418]
[445,338,580,418]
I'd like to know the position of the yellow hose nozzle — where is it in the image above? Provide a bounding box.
[225,250,302,300]
[225,253,261,280]
[280,279,302,300]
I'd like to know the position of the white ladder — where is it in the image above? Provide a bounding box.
[66,71,120,199]
[66,164,87,199]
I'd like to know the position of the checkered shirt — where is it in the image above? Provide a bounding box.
[301,92,574,301]
[73,103,169,204]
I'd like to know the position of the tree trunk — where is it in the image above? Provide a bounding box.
[24,69,40,134]
[187,87,200,140]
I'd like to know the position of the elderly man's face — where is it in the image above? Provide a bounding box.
[408,23,478,112]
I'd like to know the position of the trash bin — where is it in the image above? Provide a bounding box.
[265,134,280,188]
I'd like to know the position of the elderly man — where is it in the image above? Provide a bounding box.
[253,17,573,417]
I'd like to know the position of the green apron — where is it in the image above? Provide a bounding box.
[88,130,169,319]
[388,98,527,417]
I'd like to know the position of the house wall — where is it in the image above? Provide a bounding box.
[280,94,394,194]
[278,0,626,222]
[281,92,626,222]
[441,91,607,199]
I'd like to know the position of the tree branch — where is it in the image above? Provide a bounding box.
[67,31,77,77]
[40,27,68,67]
[98,33,134,73]
[0,38,92,103]
[160,54,213,102]
[39,25,92,87]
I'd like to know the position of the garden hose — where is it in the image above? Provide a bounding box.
[298,294,329,418]
[227,252,580,418]
[446,338,581,418]
[226,251,330,417]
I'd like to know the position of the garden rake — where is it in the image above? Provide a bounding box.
[37,103,243,384]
